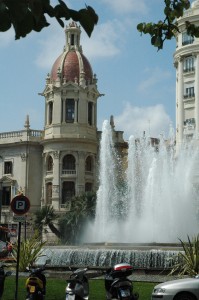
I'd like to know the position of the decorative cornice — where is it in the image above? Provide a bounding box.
[20,153,28,161]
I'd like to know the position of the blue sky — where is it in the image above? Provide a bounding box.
[0,0,183,140]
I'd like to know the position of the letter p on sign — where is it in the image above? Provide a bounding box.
[16,200,25,210]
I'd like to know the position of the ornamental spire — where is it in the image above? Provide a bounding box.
[24,115,30,130]
[65,22,82,52]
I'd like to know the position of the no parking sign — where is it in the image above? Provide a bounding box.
[10,194,30,215]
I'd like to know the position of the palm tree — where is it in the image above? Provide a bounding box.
[59,192,96,244]
[34,205,62,239]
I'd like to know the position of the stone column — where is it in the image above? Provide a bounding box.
[176,56,184,148]
[52,151,60,210]
[92,102,95,126]
[77,151,85,195]
[74,99,78,123]
[195,54,199,136]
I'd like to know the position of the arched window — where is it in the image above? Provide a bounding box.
[46,182,52,204]
[63,154,75,170]
[62,181,75,203]
[62,155,76,174]
[47,155,53,172]
[85,156,92,172]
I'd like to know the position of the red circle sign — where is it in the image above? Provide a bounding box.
[10,195,30,215]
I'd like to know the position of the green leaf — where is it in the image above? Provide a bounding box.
[151,35,162,47]
[137,23,144,32]
[15,10,35,39]
[0,4,11,32]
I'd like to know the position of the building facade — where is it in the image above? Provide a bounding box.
[174,0,199,150]
[0,22,126,232]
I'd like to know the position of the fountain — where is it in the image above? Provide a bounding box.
[90,120,199,244]
[38,120,199,269]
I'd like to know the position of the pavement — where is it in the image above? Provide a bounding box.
[36,269,183,283]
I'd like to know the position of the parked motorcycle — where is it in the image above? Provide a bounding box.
[0,263,12,299]
[25,260,50,300]
[65,267,89,300]
[104,263,139,300]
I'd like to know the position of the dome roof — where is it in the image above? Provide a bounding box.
[51,51,93,83]
[50,22,93,85]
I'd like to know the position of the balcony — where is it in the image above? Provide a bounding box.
[183,94,195,100]
[62,170,76,175]
[183,67,195,73]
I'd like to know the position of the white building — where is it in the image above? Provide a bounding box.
[0,22,126,233]
[174,0,199,150]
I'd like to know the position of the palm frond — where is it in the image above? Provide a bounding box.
[12,233,46,271]
[169,235,199,276]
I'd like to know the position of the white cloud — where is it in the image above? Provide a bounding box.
[35,19,126,69]
[138,67,171,93]
[114,102,172,139]
[101,0,148,14]
[82,20,125,59]
[34,22,64,70]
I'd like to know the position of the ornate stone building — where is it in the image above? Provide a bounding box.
[174,0,199,151]
[0,22,126,233]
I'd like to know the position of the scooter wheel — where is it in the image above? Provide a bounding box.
[133,292,139,300]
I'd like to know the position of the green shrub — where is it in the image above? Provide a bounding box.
[170,235,199,276]
[12,232,46,271]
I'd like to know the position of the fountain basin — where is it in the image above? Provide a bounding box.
[36,244,182,271]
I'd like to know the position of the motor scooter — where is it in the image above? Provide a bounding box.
[65,267,89,300]
[25,260,50,300]
[0,263,12,299]
[104,263,139,300]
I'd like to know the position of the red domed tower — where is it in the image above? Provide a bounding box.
[41,22,102,212]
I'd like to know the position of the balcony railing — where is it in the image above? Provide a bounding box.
[62,170,76,175]
[0,129,43,141]
[184,94,195,99]
[183,67,195,73]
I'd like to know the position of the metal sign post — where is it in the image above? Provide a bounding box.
[14,221,21,300]
[10,194,30,300]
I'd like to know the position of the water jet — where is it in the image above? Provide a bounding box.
[89,120,199,244]
[38,121,199,271]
